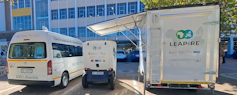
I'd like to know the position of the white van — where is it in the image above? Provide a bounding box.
[7,30,84,88]
[82,41,117,90]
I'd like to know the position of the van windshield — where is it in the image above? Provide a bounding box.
[8,42,47,59]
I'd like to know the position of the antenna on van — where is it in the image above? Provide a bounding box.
[42,26,49,31]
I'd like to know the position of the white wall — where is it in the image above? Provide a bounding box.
[0,2,6,31]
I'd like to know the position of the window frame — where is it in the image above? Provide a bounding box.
[68,8,75,18]
[60,9,67,19]
[107,4,116,16]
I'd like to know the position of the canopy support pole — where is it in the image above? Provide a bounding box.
[120,31,139,48]
[116,19,146,47]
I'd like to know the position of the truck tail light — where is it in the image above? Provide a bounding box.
[47,60,52,75]
[197,85,203,89]
[7,62,9,74]
[210,83,215,89]
[157,84,162,87]
[146,81,150,87]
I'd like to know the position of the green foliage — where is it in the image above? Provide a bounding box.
[141,0,237,36]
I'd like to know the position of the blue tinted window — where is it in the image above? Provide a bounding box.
[140,2,145,12]
[87,28,95,37]
[25,0,31,8]
[107,33,116,36]
[35,0,49,30]
[87,6,95,17]
[68,8,75,18]
[60,9,67,19]
[78,7,85,18]
[128,2,137,14]
[97,5,104,17]
[127,28,137,35]
[52,28,59,33]
[19,0,24,8]
[78,27,86,37]
[13,16,32,30]
[117,3,126,15]
[107,4,115,16]
[69,28,76,37]
[118,31,127,36]
[12,1,18,9]
[60,28,67,35]
[52,10,58,20]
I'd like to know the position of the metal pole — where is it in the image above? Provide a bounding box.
[116,19,146,47]
[120,31,139,48]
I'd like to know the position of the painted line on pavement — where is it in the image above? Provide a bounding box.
[61,82,82,95]
[220,73,237,80]
[132,75,139,95]
[0,86,21,93]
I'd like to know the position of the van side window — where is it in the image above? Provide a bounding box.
[52,43,82,57]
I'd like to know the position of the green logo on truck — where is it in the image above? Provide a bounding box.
[176,30,193,39]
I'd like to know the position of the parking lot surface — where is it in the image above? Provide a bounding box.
[0,60,236,95]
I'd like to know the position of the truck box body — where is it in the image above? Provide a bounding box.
[141,5,220,86]
[83,41,117,72]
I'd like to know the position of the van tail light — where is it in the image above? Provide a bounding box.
[7,62,9,74]
[85,68,89,71]
[107,68,113,71]
[47,60,52,75]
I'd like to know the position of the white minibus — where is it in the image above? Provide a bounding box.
[7,30,84,88]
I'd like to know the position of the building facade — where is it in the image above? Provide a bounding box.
[6,0,145,42]
[0,0,146,53]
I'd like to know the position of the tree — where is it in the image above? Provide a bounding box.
[141,0,237,36]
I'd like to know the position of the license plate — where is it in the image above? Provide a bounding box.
[92,72,104,75]
[21,68,33,73]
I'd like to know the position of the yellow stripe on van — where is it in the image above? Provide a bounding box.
[53,68,84,80]
[161,81,213,84]
[8,59,47,62]
[69,68,84,74]
[53,76,61,80]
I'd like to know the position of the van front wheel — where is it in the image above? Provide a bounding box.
[59,72,69,88]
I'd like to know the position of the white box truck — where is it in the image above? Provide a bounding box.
[82,40,117,90]
[87,3,220,94]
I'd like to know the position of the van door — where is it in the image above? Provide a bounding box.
[8,42,48,81]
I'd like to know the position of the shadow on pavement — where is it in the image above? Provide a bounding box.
[9,85,63,95]
[145,88,233,95]
[71,79,142,95]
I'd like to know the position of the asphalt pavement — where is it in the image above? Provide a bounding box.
[0,60,236,95]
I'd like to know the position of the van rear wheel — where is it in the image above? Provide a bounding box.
[109,73,115,90]
[82,75,88,88]
[59,72,69,88]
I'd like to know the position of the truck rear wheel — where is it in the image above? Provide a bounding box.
[82,75,88,88]
[109,73,115,90]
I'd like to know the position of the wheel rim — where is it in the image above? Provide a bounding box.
[63,75,68,86]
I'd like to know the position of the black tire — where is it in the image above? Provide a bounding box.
[59,72,69,88]
[109,73,115,90]
[82,75,88,88]
[124,59,127,62]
